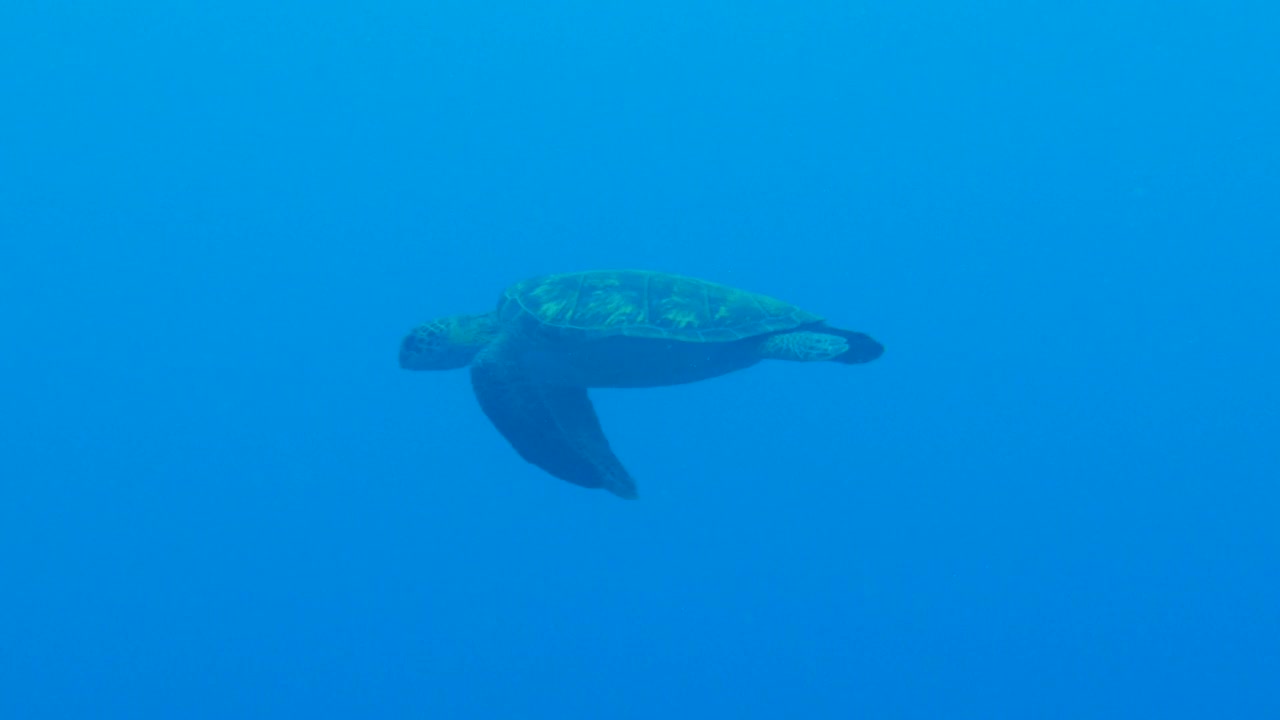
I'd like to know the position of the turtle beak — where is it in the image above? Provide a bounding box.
[399,332,427,370]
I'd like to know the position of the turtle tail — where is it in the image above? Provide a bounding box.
[818,325,885,364]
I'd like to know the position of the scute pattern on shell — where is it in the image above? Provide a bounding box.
[499,270,821,342]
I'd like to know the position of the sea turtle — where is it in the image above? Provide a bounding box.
[399,269,883,499]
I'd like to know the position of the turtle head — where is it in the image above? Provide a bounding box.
[399,313,500,371]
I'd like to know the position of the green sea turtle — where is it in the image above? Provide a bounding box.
[399,269,883,499]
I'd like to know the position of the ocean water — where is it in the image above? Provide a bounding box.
[2,2,1277,718]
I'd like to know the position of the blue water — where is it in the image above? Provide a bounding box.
[2,2,1277,718]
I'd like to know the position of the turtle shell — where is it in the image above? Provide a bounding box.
[497,270,822,342]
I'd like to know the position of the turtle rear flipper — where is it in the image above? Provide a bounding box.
[759,327,885,364]
[469,344,638,499]
[758,331,848,361]
[819,326,885,364]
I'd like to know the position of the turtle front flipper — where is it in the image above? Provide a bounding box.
[469,345,638,499]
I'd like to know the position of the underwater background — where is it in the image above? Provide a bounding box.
[2,1,1277,718]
